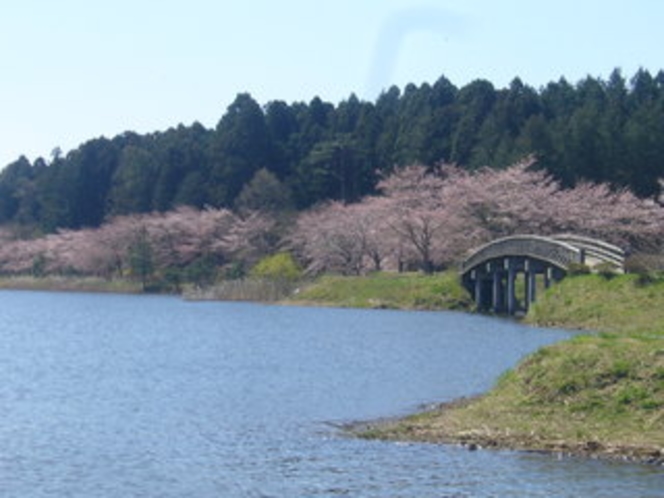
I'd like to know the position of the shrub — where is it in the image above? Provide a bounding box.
[624,254,664,285]
[250,252,302,281]
[595,262,619,280]
[186,255,219,287]
[567,262,591,276]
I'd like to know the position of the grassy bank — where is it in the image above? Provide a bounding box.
[288,272,473,311]
[526,273,664,333]
[0,275,144,294]
[353,274,664,464]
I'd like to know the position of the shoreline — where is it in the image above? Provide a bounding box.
[2,273,663,466]
[339,274,664,467]
[0,275,145,294]
[344,397,664,466]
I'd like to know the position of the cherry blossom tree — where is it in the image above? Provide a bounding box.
[349,196,396,272]
[1,158,662,282]
[548,181,664,252]
[290,196,397,275]
[376,164,475,271]
[292,157,664,276]
[291,202,363,275]
[0,206,271,282]
[137,206,237,270]
[221,210,278,270]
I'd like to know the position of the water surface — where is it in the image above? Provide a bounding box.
[0,291,661,497]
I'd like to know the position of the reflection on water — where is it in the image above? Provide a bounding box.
[0,291,661,497]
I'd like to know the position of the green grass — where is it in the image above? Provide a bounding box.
[527,273,664,334]
[363,333,664,456]
[354,273,664,462]
[0,275,143,294]
[289,272,473,311]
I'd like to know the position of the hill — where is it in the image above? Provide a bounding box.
[1,68,664,233]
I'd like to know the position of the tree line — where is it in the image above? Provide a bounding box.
[1,159,661,289]
[291,159,664,276]
[0,206,278,289]
[1,68,663,234]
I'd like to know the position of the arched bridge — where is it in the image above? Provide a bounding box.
[461,234,624,315]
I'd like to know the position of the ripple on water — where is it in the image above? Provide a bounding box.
[0,291,661,497]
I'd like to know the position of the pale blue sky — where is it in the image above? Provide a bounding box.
[1,0,662,168]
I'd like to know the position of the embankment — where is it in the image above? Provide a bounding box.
[350,274,664,464]
[0,275,143,294]
[287,272,473,311]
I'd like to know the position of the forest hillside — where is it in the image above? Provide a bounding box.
[1,68,663,234]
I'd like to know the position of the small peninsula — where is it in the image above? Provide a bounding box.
[345,273,664,465]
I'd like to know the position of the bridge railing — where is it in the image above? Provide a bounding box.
[551,234,625,269]
[461,235,583,274]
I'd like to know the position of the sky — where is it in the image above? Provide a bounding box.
[1,0,663,169]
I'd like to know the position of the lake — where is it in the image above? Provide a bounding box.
[0,291,661,497]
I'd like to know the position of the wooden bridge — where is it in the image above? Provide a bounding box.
[460,234,625,315]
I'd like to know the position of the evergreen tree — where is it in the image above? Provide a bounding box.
[108,145,158,215]
[1,68,664,232]
[451,79,496,167]
[265,100,299,179]
[0,156,35,224]
[235,168,293,214]
[209,93,273,207]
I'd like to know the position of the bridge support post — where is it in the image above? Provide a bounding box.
[472,270,481,308]
[492,270,503,313]
[462,234,625,316]
[505,258,516,316]
[526,270,537,310]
